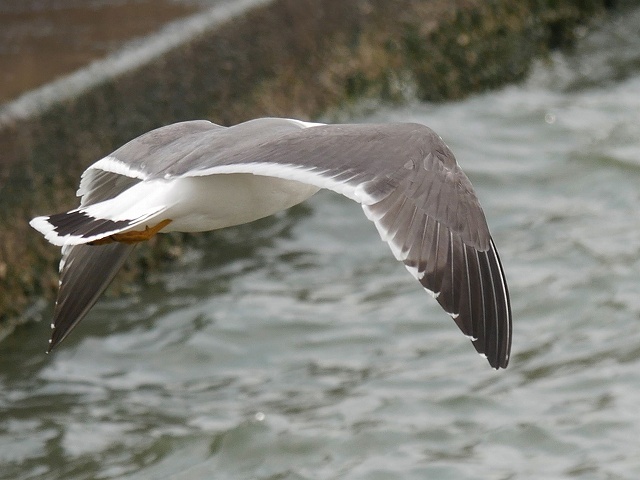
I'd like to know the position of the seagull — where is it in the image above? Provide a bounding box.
[30,117,512,368]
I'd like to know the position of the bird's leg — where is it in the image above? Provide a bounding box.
[89,219,172,245]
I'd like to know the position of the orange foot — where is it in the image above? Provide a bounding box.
[89,219,172,245]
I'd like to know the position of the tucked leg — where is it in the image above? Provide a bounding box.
[89,219,172,245]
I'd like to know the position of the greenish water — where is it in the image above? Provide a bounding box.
[3,4,640,479]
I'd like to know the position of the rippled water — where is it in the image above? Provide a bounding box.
[3,4,640,479]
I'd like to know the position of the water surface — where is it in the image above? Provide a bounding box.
[2,4,640,479]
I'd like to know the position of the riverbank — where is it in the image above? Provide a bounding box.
[0,0,615,340]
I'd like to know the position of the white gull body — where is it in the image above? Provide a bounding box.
[30,117,512,369]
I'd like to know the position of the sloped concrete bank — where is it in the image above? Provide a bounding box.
[0,0,614,339]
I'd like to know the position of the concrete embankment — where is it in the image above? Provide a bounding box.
[0,0,614,339]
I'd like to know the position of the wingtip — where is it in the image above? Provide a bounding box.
[46,337,54,354]
[47,324,70,354]
[486,348,510,370]
[472,328,510,369]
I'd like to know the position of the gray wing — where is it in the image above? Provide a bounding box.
[114,119,510,367]
[49,243,134,352]
[114,119,493,250]
[358,142,511,369]
[43,121,226,351]
[46,161,147,351]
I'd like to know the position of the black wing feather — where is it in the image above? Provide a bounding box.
[48,243,134,351]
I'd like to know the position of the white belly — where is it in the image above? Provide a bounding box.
[163,174,320,232]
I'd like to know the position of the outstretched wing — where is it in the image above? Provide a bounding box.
[49,243,134,351]
[360,149,511,369]
[126,119,512,367]
[29,122,222,349]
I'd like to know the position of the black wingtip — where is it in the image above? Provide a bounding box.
[44,243,135,354]
[47,329,65,354]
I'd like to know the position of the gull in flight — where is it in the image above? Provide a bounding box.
[30,118,512,368]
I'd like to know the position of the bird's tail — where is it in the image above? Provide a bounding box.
[29,206,166,247]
